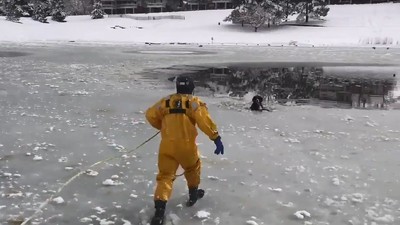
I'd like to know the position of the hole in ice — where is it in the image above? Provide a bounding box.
[146,63,400,110]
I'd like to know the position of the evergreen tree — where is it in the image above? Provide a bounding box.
[19,1,34,17]
[51,0,66,22]
[4,0,21,22]
[224,5,249,27]
[292,0,329,23]
[264,0,285,27]
[224,0,286,31]
[91,0,105,19]
[32,0,49,23]
[282,0,297,21]
[247,2,266,32]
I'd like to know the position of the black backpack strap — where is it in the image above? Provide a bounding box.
[185,100,190,109]
[169,108,186,114]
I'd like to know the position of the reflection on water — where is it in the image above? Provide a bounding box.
[156,65,400,110]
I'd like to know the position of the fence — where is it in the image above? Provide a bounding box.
[108,14,185,20]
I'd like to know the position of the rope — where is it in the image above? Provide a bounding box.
[21,131,160,225]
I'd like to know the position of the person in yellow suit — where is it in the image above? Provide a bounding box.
[145,76,224,225]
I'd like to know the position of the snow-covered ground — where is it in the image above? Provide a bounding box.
[1,45,400,225]
[1,3,400,47]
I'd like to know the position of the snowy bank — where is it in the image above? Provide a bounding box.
[1,3,400,47]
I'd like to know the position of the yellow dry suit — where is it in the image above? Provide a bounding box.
[145,93,219,201]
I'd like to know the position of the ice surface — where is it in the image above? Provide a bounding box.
[0,45,400,225]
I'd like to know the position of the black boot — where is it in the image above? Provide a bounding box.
[151,200,166,225]
[186,187,205,207]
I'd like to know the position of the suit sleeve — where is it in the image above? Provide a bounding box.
[193,100,220,140]
[145,99,164,130]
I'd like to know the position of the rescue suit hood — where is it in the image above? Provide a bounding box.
[176,76,195,94]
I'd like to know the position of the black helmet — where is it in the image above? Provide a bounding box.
[176,76,195,94]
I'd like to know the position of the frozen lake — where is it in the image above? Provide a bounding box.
[1,44,400,225]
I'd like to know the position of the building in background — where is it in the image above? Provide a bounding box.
[99,0,393,15]
[100,0,232,14]
[102,0,138,14]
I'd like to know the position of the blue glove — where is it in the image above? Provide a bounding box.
[213,136,224,155]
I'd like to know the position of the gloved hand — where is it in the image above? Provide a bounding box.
[213,136,224,155]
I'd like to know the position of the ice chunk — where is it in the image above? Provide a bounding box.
[351,193,364,203]
[269,187,282,192]
[207,176,220,181]
[33,155,43,161]
[284,138,300,143]
[99,219,115,225]
[80,217,92,223]
[366,121,376,127]
[102,179,123,186]
[277,201,294,208]
[371,214,394,223]
[3,172,12,177]
[332,177,341,186]
[121,218,132,225]
[195,210,210,219]
[52,196,65,204]
[342,115,354,122]
[130,194,138,198]
[94,206,106,214]
[58,157,68,163]
[131,120,145,125]
[6,191,23,198]
[85,169,99,177]
[294,210,311,219]
[246,221,259,225]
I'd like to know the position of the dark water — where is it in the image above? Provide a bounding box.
[0,51,31,57]
[149,64,400,109]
